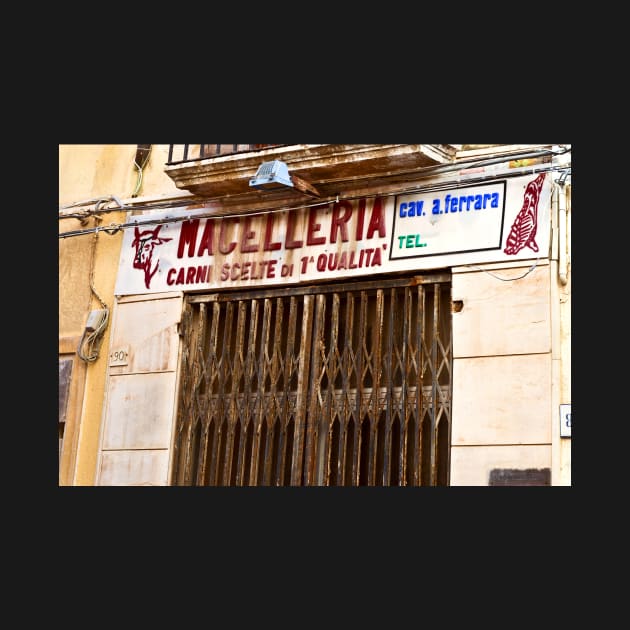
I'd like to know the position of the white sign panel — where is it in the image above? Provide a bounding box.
[391,180,507,259]
[109,346,129,367]
[115,172,552,296]
[560,403,571,438]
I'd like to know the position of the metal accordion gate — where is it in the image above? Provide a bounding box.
[171,273,452,486]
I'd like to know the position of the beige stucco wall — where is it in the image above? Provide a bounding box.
[555,184,571,485]
[96,294,183,486]
[450,262,555,485]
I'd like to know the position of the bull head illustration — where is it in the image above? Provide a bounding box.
[131,225,172,289]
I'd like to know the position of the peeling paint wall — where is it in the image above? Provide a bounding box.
[450,263,553,485]
[96,294,182,486]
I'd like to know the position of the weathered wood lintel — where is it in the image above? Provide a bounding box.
[290,173,320,198]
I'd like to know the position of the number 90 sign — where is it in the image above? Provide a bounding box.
[109,346,129,367]
[559,404,571,438]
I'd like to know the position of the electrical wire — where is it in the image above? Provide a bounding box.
[59,146,571,226]
[60,195,126,211]
[59,162,572,240]
[133,165,143,197]
[465,259,540,281]
[77,217,110,363]
[132,145,152,198]
[60,146,571,306]
[77,308,109,362]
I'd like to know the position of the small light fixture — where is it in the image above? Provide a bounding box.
[249,160,294,190]
[249,159,321,197]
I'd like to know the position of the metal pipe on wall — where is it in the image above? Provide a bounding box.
[558,183,568,286]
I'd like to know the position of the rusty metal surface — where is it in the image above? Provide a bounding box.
[167,144,284,165]
[164,144,455,199]
[172,275,452,486]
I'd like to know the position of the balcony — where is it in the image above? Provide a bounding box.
[164,144,457,202]
[166,144,285,165]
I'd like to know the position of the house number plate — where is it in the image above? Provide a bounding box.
[559,403,571,438]
[109,346,129,367]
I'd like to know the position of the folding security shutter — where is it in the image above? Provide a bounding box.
[171,273,452,486]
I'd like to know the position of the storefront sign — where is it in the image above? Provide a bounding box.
[115,172,551,296]
[391,180,507,259]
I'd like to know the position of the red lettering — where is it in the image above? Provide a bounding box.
[197,220,214,256]
[366,198,386,239]
[195,265,209,283]
[177,219,200,258]
[241,216,260,253]
[355,198,366,240]
[307,206,326,246]
[241,261,251,280]
[285,210,303,249]
[263,214,281,251]
[219,218,237,255]
[330,201,352,243]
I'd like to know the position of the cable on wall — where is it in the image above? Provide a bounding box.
[132,144,152,198]
[465,259,541,281]
[59,146,571,223]
[77,216,110,363]
[58,163,572,240]
[60,195,127,223]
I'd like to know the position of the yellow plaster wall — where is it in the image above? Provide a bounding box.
[59,144,181,484]
[59,144,179,206]
[58,226,96,336]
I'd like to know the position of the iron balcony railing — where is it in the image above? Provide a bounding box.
[167,144,285,165]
